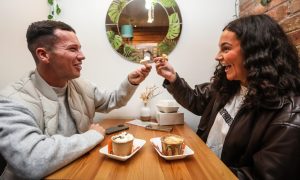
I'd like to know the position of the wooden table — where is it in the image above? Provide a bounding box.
[45,119,237,180]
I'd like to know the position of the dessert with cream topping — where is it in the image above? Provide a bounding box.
[161,134,184,156]
[111,132,134,156]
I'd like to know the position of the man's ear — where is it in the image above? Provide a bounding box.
[36,48,50,64]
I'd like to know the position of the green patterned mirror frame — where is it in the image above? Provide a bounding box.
[105,0,182,63]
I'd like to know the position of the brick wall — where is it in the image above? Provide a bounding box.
[239,0,300,57]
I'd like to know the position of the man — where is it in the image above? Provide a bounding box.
[0,20,151,179]
[0,97,92,179]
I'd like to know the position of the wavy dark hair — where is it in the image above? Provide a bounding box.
[211,14,300,109]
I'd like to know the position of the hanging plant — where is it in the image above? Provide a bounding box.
[48,0,61,20]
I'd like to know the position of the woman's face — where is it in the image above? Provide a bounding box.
[215,30,248,86]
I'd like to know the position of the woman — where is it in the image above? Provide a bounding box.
[154,14,300,179]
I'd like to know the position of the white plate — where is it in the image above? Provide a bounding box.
[150,137,194,160]
[99,138,146,161]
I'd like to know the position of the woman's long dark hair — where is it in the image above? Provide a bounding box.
[211,14,300,109]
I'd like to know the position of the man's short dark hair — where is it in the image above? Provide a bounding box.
[26,20,76,64]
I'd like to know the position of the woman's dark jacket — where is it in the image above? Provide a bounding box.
[163,74,300,180]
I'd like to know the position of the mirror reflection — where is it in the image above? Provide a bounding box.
[105,0,182,63]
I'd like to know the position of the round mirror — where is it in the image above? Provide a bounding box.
[105,0,182,63]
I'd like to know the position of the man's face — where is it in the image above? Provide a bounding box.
[47,29,85,84]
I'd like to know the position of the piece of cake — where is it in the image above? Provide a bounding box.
[111,132,134,156]
[161,134,184,156]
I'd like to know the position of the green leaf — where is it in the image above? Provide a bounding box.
[123,44,134,57]
[108,3,119,23]
[106,30,115,43]
[56,5,61,15]
[48,15,53,19]
[159,0,176,8]
[166,13,180,39]
[48,0,53,5]
[107,0,127,23]
[107,31,123,50]
[158,39,176,55]
[113,35,122,50]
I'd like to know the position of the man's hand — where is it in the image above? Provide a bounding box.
[89,123,105,136]
[128,63,152,85]
[153,56,177,83]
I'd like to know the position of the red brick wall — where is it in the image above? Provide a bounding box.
[239,0,300,57]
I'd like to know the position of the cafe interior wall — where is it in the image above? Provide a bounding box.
[0,0,236,132]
